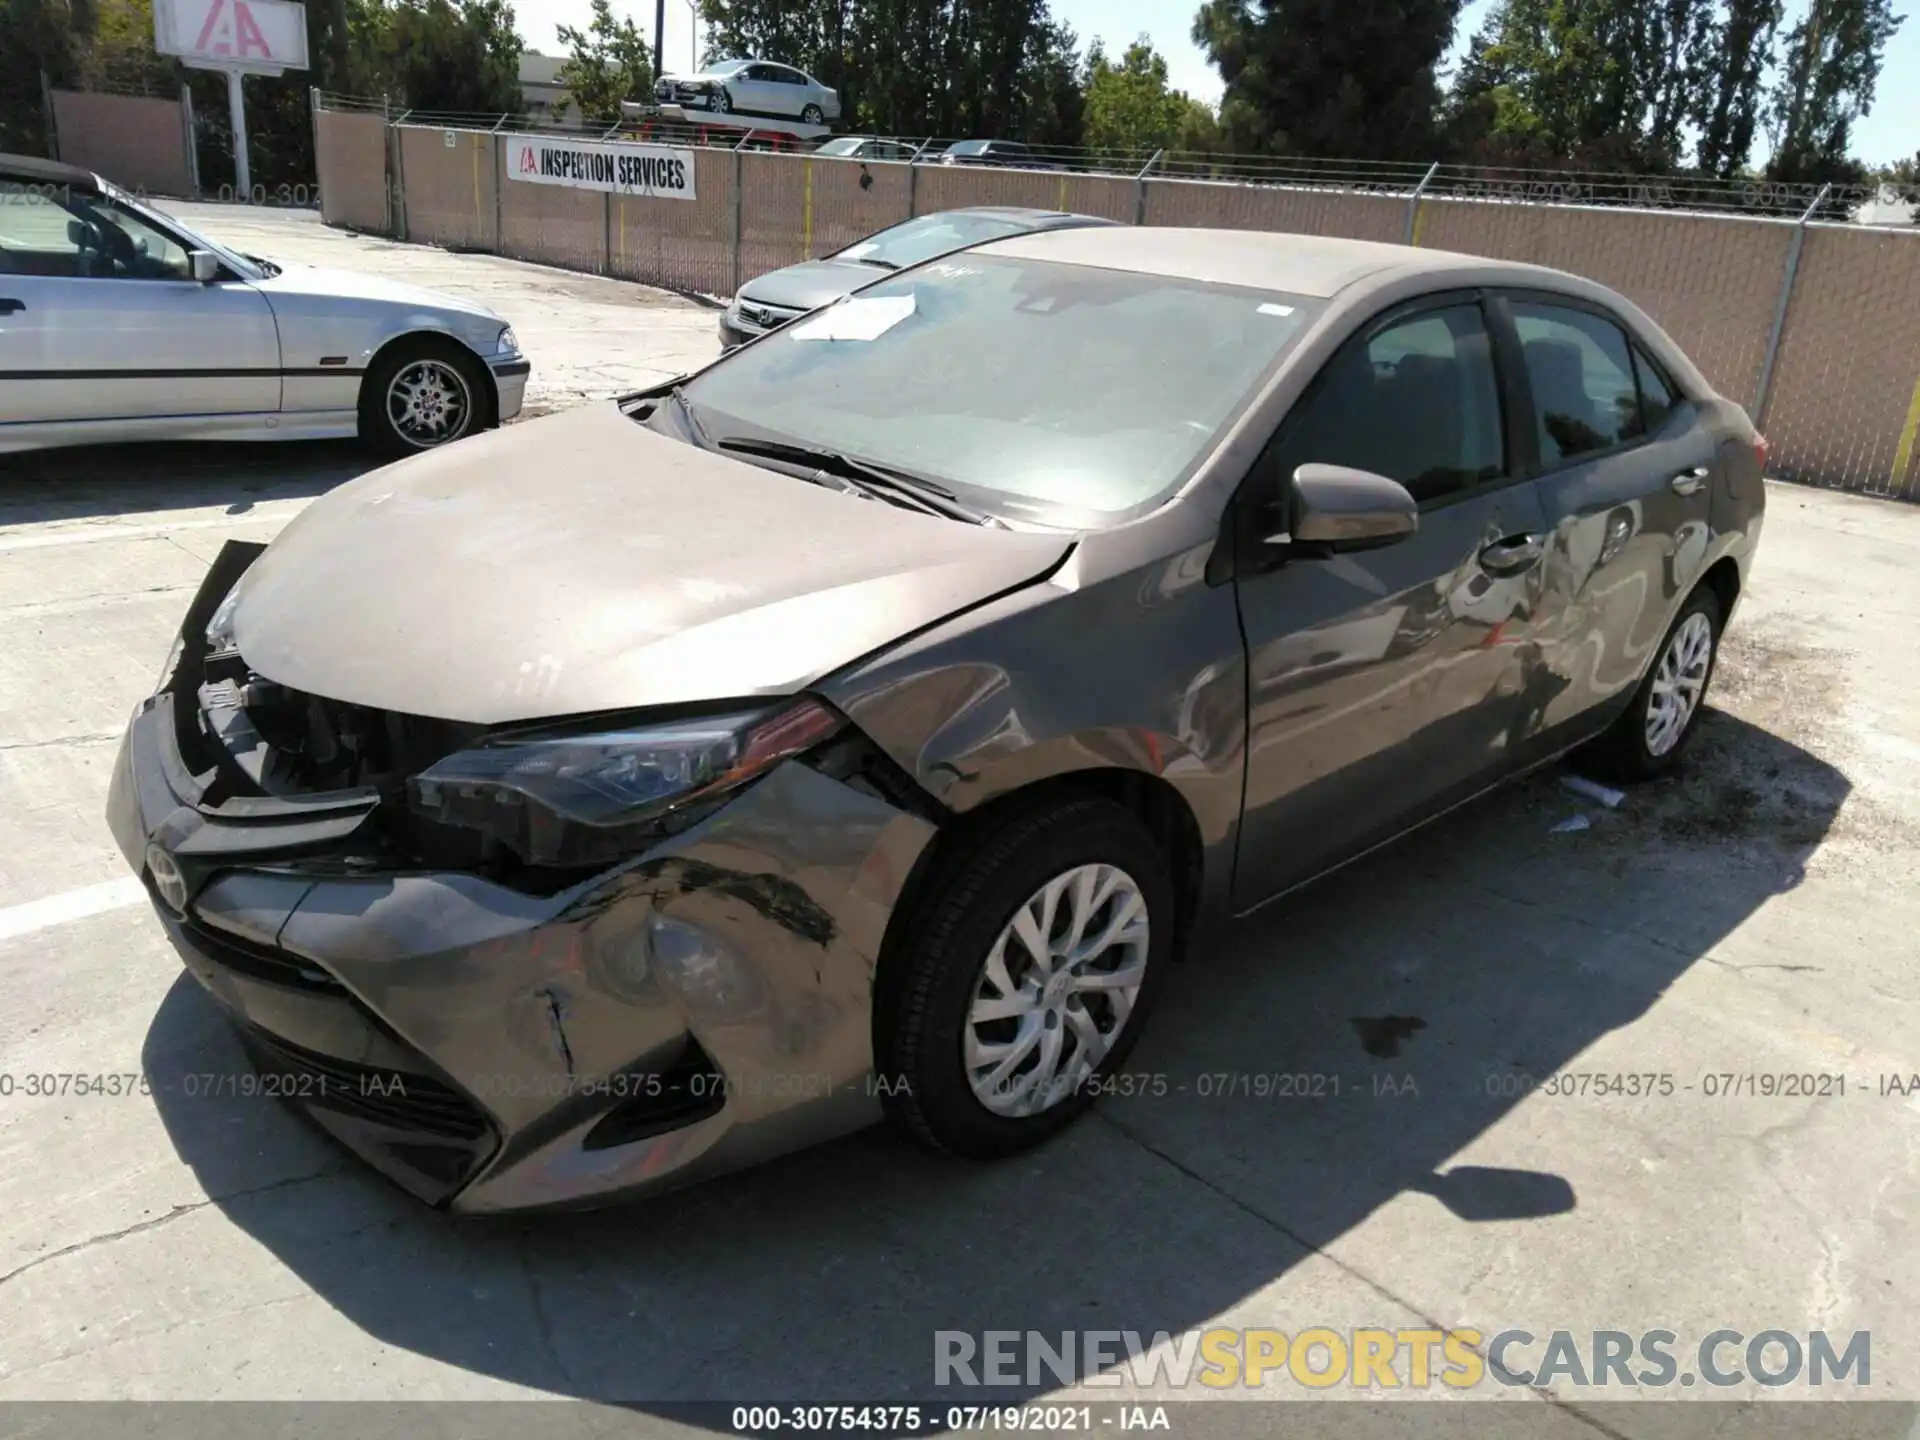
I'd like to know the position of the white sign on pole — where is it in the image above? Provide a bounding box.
[154,0,309,70]
[506,135,698,201]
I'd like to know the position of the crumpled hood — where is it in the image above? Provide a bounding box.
[230,402,1071,725]
[738,259,878,314]
[253,263,501,322]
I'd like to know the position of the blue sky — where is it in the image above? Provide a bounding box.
[516,0,1918,165]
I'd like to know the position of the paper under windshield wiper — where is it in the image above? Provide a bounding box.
[716,437,1002,526]
[669,386,714,449]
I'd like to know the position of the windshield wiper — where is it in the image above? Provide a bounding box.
[716,437,1003,527]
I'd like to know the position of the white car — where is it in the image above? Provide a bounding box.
[653,59,842,125]
[0,153,529,456]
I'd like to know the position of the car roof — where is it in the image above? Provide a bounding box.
[0,153,100,190]
[976,225,1549,299]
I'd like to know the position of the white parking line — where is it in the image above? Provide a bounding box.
[0,877,147,943]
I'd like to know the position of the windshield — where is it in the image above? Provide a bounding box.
[816,138,870,156]
[109,183,265,280]
[835,212,1041,270]
[681,254,1321,526]
[704,59,750,76]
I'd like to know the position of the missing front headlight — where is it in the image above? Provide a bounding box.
[408,697,844,868]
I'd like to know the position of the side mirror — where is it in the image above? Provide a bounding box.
[188,250,220,283]
[1270,463,1418,551]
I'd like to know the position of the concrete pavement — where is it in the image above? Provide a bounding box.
[0,207,1916,1431]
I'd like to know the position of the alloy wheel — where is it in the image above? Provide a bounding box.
[386,358,472,448]
[1645,610,1714,756]
[964,863,1149,1118]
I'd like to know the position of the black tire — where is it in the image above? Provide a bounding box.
[713,87,733,114]
[801,103,824,125]
[879,797,1174,1158]
[1578,586,1723,783]
[358,337,491,459]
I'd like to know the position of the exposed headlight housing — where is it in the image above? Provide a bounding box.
[203,576,244,660]
[409,697,843,868]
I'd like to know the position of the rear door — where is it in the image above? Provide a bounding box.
[1493,292,1718,755]
[736,64,782,115]
[1230,292,1553,908]
[0,179,279,428]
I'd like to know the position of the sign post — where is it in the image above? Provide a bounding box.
[153,0,308,198]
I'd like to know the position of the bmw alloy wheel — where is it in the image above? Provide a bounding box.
[1644,610,1714,756]
[386,358,473,449]
[964,863,1150,1118]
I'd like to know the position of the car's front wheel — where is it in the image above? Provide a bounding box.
[712,87,733,113]
[880,797,1172,1157]
[1582,585,1723,781]
[801,103,824,124]
[360,338,489,457]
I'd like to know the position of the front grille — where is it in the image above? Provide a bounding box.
[180,915,346,994]
[241,1026,491,1141]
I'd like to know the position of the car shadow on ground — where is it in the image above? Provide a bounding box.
[0,441,377,526]
[141,707,1847,1410]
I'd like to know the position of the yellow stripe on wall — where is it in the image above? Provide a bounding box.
[1410,200,1428,247]
[472,137,482,226]
[803,159,813,259]
[1892,373,1920,497]
[1058,174,1068,211]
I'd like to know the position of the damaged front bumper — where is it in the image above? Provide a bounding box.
[108,543,936,1213]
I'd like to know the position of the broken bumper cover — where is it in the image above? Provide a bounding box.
[107,558,935,1214]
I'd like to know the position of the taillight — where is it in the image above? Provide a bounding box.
[1753,432,1771,471]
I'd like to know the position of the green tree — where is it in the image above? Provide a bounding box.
[1082,36,1204,156]
[1446,0,1714,170]
[1765,0,1904,183]
[556,0,652,126]
[1695,0,1783,177]
[1194,0,1461,160]
[355,0,522,114]
[0,0,96,153]
[697,0,1083,141]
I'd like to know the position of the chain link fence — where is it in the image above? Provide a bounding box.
[312,94,1920,502]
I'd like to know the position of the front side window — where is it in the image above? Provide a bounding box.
[1265,303,1506,506]
[0,180,190,280]
[1512,300,1643,464]
[1633,345,1679,435]
[681,254,1322,526]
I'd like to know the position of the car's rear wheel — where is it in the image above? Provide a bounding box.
[801,103,824,124]
[879,798,1172,1158]
[360,338,489,457]
[1580,586,1723,782]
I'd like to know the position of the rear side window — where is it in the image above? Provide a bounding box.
[1513,301,1643,463]
[1633,345,1678,434]
[1268,303,1506,506]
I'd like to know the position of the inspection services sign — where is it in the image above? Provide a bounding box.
[507,135,696,200]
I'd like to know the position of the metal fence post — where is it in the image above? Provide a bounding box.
[907,139,931,218]
[39,71,58,160]
[493,126,504,254]
[1405,161,1439,246]
[185,83,202,196]
[1753,182,1830,430]
[730,146,744,296]
[1134,149,1163,226]
[390,111,409,243]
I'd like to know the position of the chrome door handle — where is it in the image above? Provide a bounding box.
[1479,534,1545,575]
[1670,466,1710,497]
